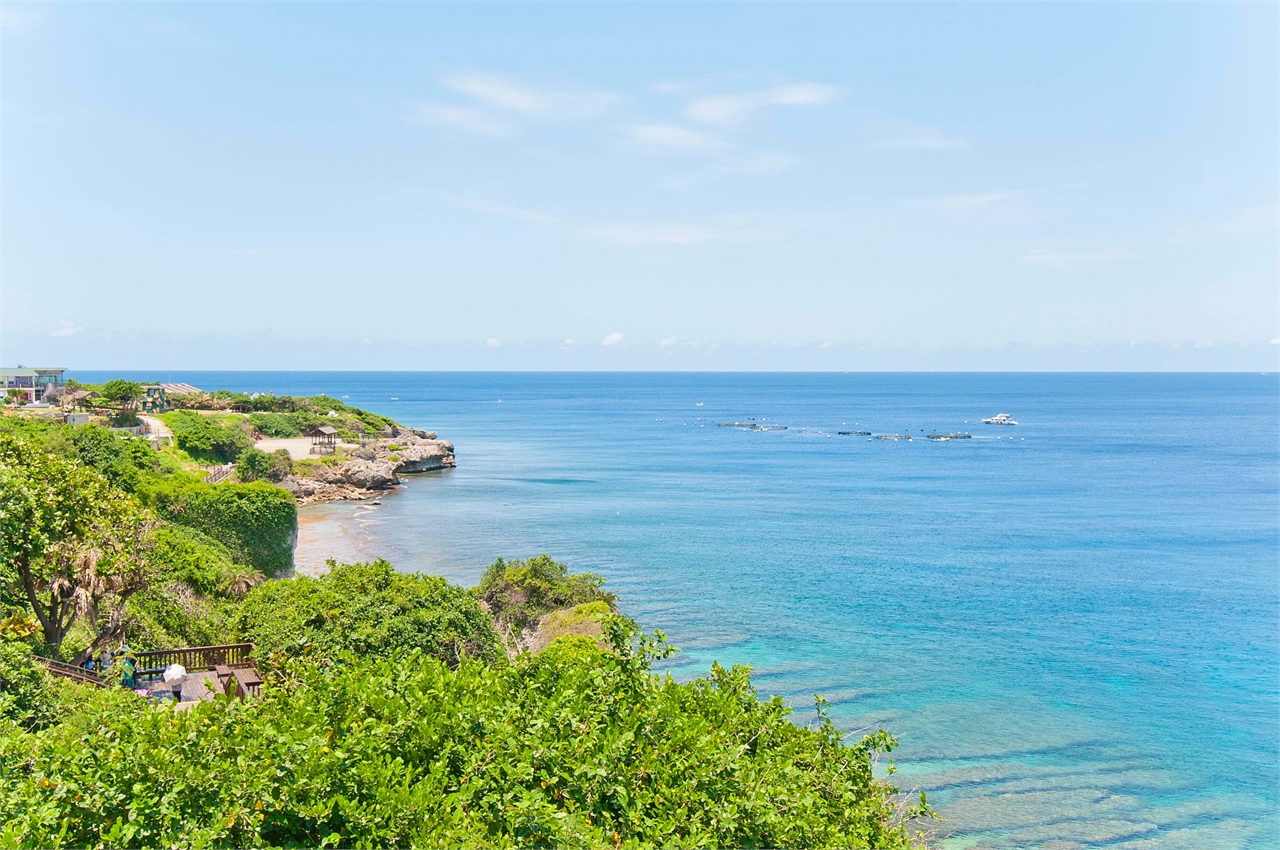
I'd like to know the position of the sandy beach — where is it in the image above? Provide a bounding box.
[294,499,394,577]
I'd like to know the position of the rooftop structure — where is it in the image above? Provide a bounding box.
[1,366,65,404]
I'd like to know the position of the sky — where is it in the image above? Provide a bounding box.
[1,2,1276,371]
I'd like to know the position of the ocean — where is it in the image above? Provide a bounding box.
[80,371,1279,848]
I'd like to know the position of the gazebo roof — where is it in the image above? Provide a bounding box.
[313,425,338,436]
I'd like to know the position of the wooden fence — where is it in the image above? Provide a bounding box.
[204,464,235,485]
[134,643,255,674]
[34,656,108,687]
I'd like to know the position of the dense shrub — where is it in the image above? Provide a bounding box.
[235,447,292,483]
[477,554,618,639]
[148,481,296,577]
[0,641,53,731]
[66,426,154,492]
[98,380,141,404]
[237,560,503,666]
[0,621,921,848]
[124,582,239,652]
[164,411,253,463]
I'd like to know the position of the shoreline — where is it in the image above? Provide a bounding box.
[293,479,414,577]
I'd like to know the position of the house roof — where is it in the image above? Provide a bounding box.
[0,368,38,378]
[312,426,338,436]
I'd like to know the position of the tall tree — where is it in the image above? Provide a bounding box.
[0,436,160,660]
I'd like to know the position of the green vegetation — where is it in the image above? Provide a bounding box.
[477,554,618,642]
[162,410,254,463]
[0,419,287,652]
[0,395,926,847]
[146,480,296,577]
[0,436,161,661]
[237,560,504,666]
[235,446,293,483]
[98,379,142,405]
[0,621,924,849]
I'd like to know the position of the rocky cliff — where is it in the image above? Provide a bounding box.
[282,430,456,505]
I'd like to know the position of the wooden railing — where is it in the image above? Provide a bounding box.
[204,464,235,485]
[34,656,108,687]
[134,643,254,674]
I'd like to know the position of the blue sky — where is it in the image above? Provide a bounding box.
[2,2,1276,370]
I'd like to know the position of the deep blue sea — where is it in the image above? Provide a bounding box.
[82,371,1279,849]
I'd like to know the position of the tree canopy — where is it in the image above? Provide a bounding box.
[0,436,160,660]
[237,560,504,666]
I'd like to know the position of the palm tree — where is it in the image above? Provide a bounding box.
[221,566,266,600]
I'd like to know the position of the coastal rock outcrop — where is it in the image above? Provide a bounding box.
[340,460,399,490]
[390,440,455,473]
[284,428,454,506]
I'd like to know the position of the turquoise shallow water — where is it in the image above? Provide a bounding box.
[85,372,1279,848]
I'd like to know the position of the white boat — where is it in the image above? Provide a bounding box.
[982,413,1018,425]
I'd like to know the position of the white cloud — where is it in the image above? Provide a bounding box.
[725,152,796,174]
[582,224,714,246]
[660,338,676,346]
[563,339,574,345]
[48,321,85,338]
[602,332,624,346]
[628,123,723,152]
[1021,248,1137,268]
[1212,205,1278,235]
[442,70,622,119]
[935,190,1022,209]
[410,104,509,137]
[871,129,968,151]
[486,338,501,348]
[448,196,560,225]
[1270,338,1279,345]
[686,83,842,124]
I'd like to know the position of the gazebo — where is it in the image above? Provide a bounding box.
[308,425,338,455]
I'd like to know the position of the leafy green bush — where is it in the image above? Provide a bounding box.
[476,554,618,639]
[66,426,155,492]
[147,481,297,577]
[0,620,921,848]
[124,582,239,652]
[237,560,503,666]
[98,380,141,404]
[164,411,253,463]
[235,447,292,483]
[0,641,54,731]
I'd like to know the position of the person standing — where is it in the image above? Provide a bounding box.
[163,663,187,702]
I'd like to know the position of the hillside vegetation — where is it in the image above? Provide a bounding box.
[0,404,930,848]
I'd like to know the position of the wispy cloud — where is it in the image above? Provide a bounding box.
[627,123,724,152]
[1212,205,1278,235]
[447,195,561,225]
[871,129,968,151]
[602,332,624,346]
[442,70,622,119]
[48,321,85,338]
[1021,247,1137,268]
[409,104,509,137]
[449,195,773,247]
[686,83,842,124]
[486,338,501,348]
[582,223,715,246]
[934,190,1022,210]
[660,338,677,346]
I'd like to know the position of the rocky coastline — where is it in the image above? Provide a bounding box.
[279,427,455,506]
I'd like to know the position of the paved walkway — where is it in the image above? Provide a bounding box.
[139,415,173,443]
